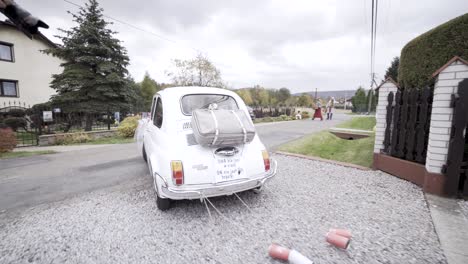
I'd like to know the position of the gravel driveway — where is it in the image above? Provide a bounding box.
[0,155,446,264]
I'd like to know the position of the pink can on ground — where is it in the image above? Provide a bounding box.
[329,228,352,239]
[326,232,350,249]
[268,244,313,264]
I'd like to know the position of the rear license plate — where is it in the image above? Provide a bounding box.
[215,157,243,183]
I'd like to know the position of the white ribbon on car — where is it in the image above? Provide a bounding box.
[232,110,247,143]
[210,110,219,145]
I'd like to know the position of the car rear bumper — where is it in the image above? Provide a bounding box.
[156,159,277,200]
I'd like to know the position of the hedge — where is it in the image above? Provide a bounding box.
[4,117,27,131]
[398,13,468,88]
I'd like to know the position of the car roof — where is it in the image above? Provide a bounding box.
[157,86,238,99]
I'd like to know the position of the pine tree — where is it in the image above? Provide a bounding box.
[384,57,399,81]
[43,0,132,129]
[139,72,161,110]
[351,87,367,113]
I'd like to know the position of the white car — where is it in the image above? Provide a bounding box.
[135,86,277,210]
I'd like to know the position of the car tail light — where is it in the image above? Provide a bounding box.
[262,150,270,172]
[171,160,184,185]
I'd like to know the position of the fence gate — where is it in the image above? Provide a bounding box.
[444,79,468,196]
[383,87,433,164]
[0,105,38,147]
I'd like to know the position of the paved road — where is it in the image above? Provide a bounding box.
[0,115,348,212]
[255,114,349,149]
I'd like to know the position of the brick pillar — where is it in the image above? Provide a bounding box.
[426,59,468,173]
[374,79,398,154]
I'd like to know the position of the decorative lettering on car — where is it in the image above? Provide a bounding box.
[182,121,191,130]
[192,164,208,170]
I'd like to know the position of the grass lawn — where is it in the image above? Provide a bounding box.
[337,116,376,130]
[0,150,57,159]
[278,116,376,167]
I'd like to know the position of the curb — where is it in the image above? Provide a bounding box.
[274,151,372,171]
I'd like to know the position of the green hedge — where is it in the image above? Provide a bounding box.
[398,13,468,88]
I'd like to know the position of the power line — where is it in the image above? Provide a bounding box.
[368,0,378,113]
[371,0,374,78]
[62,0,201,53]
[372,0,379,79]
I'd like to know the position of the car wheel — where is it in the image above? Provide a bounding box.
[156,196,171,211]
[252,186,263,194]
[142,145,147,162]
[152,173,171,211]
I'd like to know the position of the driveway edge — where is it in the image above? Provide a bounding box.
[274,151,372,171]
[425,194,468,264]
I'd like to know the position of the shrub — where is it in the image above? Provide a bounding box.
[8,109,26,117]
[398,13,468,88]
[4,117,27,131]
[301,111,310,119]
[0,128,17,152]
[117,116,140,138]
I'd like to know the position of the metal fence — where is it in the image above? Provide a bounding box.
[32,111,118,135]
[0,105,38,147]
[382,87,433,164]
[0,104,123,147]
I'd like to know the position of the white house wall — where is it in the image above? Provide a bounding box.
[0,26,63,108]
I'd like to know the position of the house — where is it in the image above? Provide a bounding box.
[0,20,62,109]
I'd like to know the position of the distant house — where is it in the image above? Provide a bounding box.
[0,20,62,109]
[345,98,353,108]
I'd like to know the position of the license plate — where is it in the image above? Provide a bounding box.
[215,157,243,183]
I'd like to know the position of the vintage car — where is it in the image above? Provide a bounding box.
[135,86,277,210]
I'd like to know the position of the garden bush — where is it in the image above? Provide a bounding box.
[0,128,17,152]
[4,117,27,131]
[55,133,91,145]
[117,116,140,138]
[279,115,289,121]
[399,13,468,88]
[301,111,310,119]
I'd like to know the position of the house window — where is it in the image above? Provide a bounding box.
[0,42,14,62]
[0,80,18,97]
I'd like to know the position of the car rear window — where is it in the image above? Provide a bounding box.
[181,94,239,115]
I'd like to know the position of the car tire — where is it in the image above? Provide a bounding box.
[152,172,171,211]
[142,145,147,162]
[156,196,171,211]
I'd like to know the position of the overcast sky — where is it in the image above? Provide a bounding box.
[5,0,468,93]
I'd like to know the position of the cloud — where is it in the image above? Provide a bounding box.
[7,0,468,93]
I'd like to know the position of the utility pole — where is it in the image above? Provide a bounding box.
[367,73,375,113]
[344,90,347,110]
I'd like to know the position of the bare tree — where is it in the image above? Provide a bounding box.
[167,53,224,87]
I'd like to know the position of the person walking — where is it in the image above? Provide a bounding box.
[295,110,302,120]
[326,97,335,120]
[312,101,323,121]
